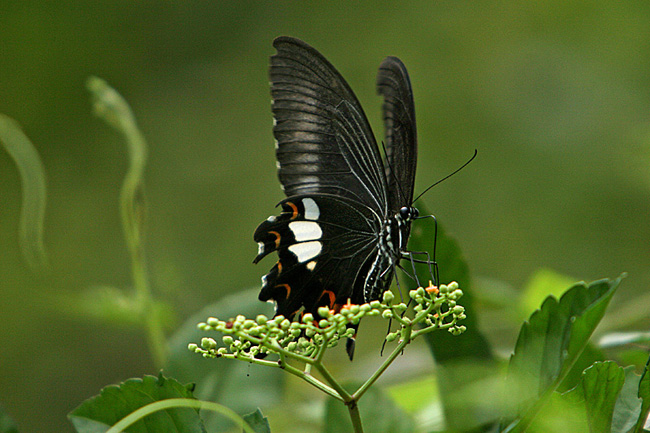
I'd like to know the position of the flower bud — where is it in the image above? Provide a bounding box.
[201,337,217,349]
[385,332,398,342]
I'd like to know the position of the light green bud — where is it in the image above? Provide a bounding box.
[243,319,255,329]
[201,337,217,349]
[385,332,398,342]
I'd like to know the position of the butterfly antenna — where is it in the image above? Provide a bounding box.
[411,149,477,205]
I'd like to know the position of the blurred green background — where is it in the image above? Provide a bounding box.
[1,2,649,432]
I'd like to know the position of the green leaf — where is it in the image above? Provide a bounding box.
[503,276,622,432]
[0,404,19,433]
[0,114,49,272]
[557,343,606,393]
[242,409,271,433]
[68,374,205,433]
[409,203,492,363]
[564,362,626,432]
[634,356,650,433]
[559,362,643,433]
[324,385,414,433]
[519,268,576,322]
[407,204,496,431]
[166,287,282,432]
[612,367,643,433]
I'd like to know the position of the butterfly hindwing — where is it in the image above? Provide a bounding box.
[254,195,381,317]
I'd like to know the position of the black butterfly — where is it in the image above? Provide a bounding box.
[253,36,423,359]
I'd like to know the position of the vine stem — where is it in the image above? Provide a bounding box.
[120,119,167,369]
[354,324,413,400]
[87,77,167,369]
[104,398,255,433]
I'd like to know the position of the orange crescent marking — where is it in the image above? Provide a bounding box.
[275,283,291,299]
[320,290,336,308]
[276,261,283,274]
[286,201,299,219]
[269,230,281,248]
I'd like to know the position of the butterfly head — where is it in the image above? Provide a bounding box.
[399,206,419,221]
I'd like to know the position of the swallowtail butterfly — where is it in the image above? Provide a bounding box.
[254,36,424,359]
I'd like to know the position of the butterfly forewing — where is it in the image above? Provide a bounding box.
[377,56,418,212]
[271,37,388,211]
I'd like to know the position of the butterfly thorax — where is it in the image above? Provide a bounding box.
[362,206,416,302]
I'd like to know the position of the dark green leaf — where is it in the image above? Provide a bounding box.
[565,362,626,432]
[408,205,497,431]
[0,404,19,433]
[503,277,622,432]
[68,374,205,433]
[242,409,271,433]
[559,362,643,433]
[410,204,492,363]
[557,343,606,393]
[324,385,414,433]
[166,288,282,432]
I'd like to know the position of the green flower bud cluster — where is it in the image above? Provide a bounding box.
[189,282,465,363]
[382,281,466,342]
